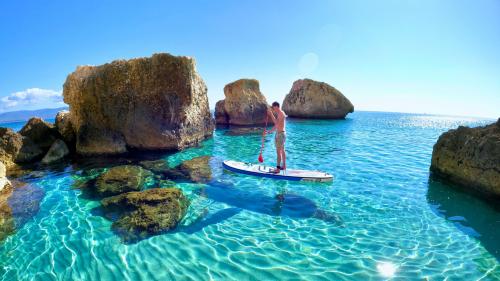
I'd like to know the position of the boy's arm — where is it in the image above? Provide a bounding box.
[267,108,277,124]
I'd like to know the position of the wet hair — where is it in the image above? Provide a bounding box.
[272,101,280,108]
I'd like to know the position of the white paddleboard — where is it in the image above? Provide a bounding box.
[222,160,333,182]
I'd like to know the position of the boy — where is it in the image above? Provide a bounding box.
[267,101,286,173]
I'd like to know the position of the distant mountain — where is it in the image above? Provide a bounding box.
[0,107,68,123]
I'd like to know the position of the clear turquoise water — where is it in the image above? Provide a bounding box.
[0,112,499,280]
[0,119,55,132]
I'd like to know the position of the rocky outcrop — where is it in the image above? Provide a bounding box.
[63,53,214,155]
[95,165,153,197]
[0,128,44,167]
[430,119,500,198]
[55,110,75,146]
[19,117,59,151]
[41,139,70,164]
[282,79,354,119]
[101,188,189,243]
[215,79,268,125]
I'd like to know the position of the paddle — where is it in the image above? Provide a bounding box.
[258,113,269,163]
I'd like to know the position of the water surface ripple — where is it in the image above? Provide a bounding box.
[0,112,498,280]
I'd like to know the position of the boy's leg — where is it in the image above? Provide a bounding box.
[281,147,286,170]
[276,148,282,168]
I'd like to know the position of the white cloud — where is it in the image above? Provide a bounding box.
[0,88,65,112]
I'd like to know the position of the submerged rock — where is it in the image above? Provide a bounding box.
[176,156,212,183]
[101,188,189,243]
[430,119,500,198]
[19,117,59,151]
[139,156,213,183]
[282,79,354,119]
[0,181,44,241]
[0,128,44,167]
[55,110,75,146]
[95,165,153,197]
[41,139,70,164]
[63,53,214,155]
[223,127,264,136]
[215,79,269,126]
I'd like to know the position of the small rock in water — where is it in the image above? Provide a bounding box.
[95,165,153,197]
[176,156,213,183]
[19,117,60,151]
[100,188,189,243]
[41,139,70,164]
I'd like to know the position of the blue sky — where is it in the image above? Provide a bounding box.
[0,0,499,118]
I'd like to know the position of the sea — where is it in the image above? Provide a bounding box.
[0,111,498,280]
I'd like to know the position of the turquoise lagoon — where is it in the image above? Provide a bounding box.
[0,112,498,280]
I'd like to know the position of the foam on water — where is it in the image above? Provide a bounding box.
[0,112,499,280]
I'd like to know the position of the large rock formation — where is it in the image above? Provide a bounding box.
[0,128,44,167]
[430,119,500,198]
[215,79,268,125]
[63,53,214,155]
[282,79,354,119]
[101,188,189,243]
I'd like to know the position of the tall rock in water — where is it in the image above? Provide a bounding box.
[215,79,268,126]
[282,79,354,119]
[63,53,214,155]
[430,119,500,199]
[55,110,75,147]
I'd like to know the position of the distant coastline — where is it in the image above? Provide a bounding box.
[0,107,67,123]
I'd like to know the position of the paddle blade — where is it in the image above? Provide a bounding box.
[258,153,264,163]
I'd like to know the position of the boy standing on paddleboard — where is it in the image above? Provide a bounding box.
[267,101,286,173]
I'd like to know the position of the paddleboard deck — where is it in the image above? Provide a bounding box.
[222,160,333,182]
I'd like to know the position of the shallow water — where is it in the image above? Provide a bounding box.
[0,112,499,280]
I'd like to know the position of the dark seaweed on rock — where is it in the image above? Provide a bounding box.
[100,188,189,243]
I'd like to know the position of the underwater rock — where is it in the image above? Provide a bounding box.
[95,165,153,197]
[223,127,264,136]
[41,139,70,164]
[215,79,269,126]
[63,53,214,155]
[0,128,44,167]
[139,159,172,175]
[55,110,75,147]
[100,188,189,243]
[19,117,59,151]
[176,156,212,183]
[430,119,500,198]
[139,157,212,183]
[0,181,44,241]
[282,79,354,119]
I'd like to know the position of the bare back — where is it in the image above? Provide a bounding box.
[275,110,286,132]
